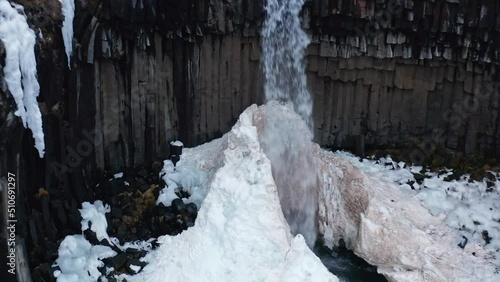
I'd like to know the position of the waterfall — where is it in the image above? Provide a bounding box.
[261,0,318,247]
[262,0,313,128]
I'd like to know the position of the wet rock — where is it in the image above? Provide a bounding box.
[171,198,186,213]
[482,230,492,245]
[83,229,100,245]
[444,170,464,182]
[111,207,123,218]
[98,265,107,276]
[103,252,128,270]
[100,238,122,254]
[137,227,150,239]
[125,258,147,274]
[186,203,198,215]
[412,173,426,184]
[176,189,191,199]
[111,196,121,206]
[159,178,167,189]
[37,263,55,281]
[102,179,127,198]
[152,186,160,198]
[457,236,468,249]
[151,160,164,175]
[171,155,181,166]
[137,167,148,178]
[132,250,148,259]
[139,183,150,193]
[156,203,169,215]
[125,247,140,255]
[51,199,67,225]
[185,219,195,228]
[150,239,159,248]
[170,142,183,156]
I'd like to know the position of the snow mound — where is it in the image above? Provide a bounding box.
[335,151,500,259]
[158,135,227,207]
[54,235,116,282]
[0,0,44,157]
[80,200,112,243]
[316,149,500,281]
[170,140,184,147]
[124,104,338,282]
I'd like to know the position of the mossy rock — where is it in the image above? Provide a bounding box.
[15,0,63,28]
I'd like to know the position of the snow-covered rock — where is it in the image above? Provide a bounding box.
[54,235,116,282]
[316,150,498,281]
[80,200,112,243]
[125,104,338,282]
[334,151,500,261]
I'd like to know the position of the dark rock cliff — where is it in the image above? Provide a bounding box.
[1,0,500,278]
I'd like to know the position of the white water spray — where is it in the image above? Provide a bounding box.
[261,0,318,247]
[262,0,313,128]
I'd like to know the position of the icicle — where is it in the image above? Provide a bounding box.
[0,0,45,157]
[59,0,75,69]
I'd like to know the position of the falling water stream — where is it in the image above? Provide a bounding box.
[261,1,386,281]
[261,0,318,248]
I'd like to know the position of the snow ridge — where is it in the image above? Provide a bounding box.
[125,105,337,282]
[0,0,45,157]
[59,0,75,68]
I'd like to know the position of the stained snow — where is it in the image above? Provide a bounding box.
[0,0,45,157]
[335,151,500,266]
[59,0,75,68]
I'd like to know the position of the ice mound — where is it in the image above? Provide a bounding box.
[126,103,337,282]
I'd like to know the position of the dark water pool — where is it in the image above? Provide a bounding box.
[314,241,387,282]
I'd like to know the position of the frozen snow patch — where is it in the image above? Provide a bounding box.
[0,0,45,157]
[319,150,500,281]
[79,200,112,243]
[170,140,183,147]
[158,136,227,208]
[54,235,116,282]
[335,151,500,260]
